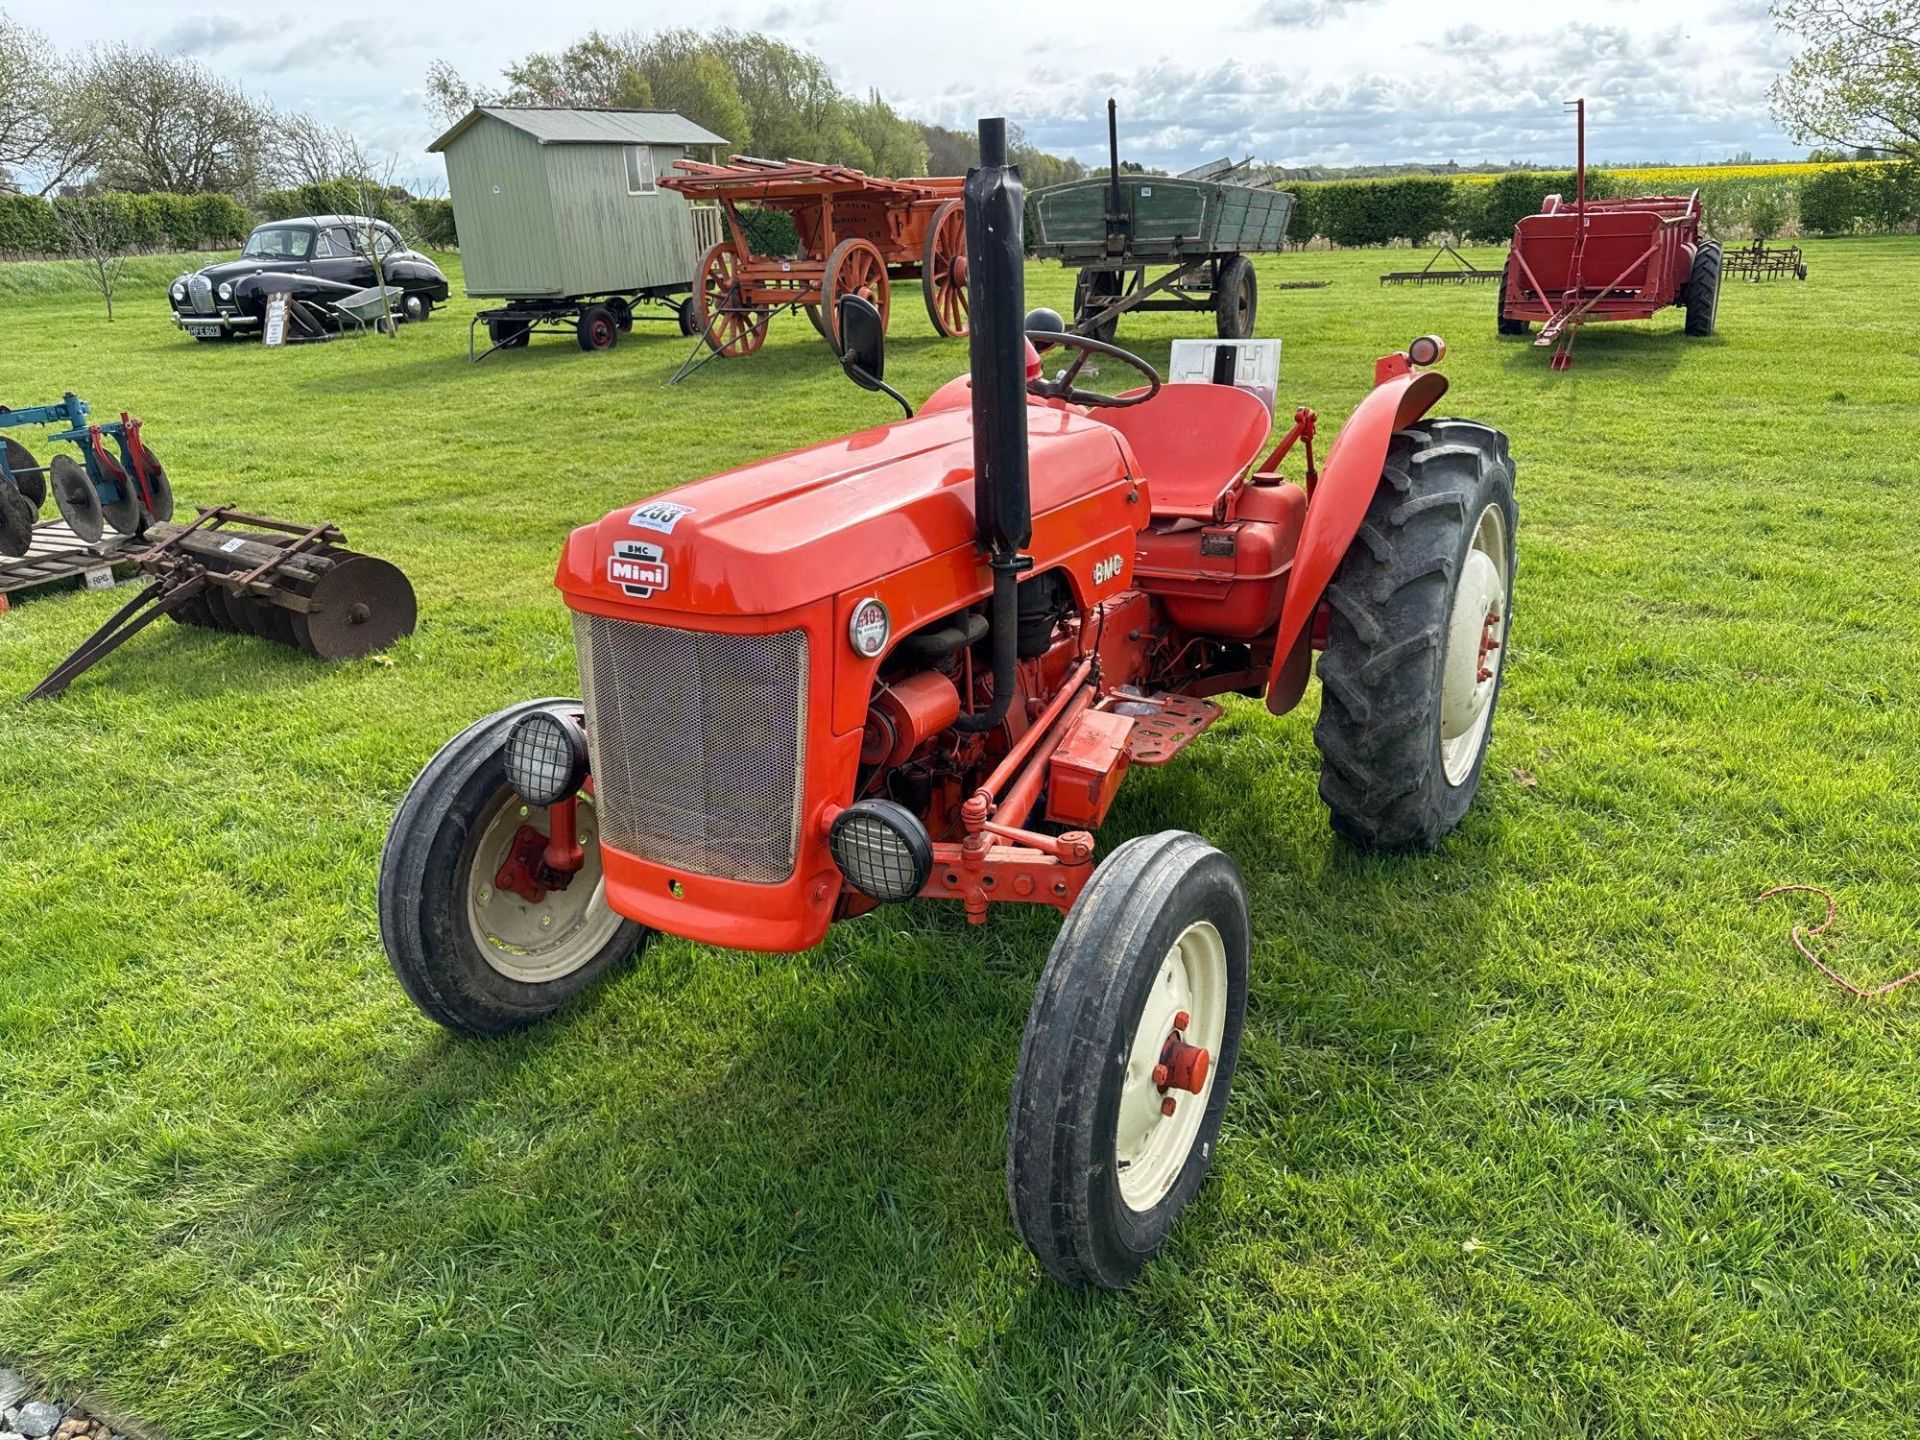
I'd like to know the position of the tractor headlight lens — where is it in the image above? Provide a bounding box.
[829,800,933,904]
[217,281,233,301]
[504,710,590,807]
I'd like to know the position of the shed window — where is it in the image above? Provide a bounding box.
[624,145,656,195]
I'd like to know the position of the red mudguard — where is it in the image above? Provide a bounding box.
[1264,359,1450,713]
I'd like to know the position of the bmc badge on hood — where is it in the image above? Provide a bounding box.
[609,539,669,598]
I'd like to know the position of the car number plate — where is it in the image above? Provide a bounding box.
[184,321,222,337]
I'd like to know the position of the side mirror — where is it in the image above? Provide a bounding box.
[836,294,887,389]
[836,294,912,418]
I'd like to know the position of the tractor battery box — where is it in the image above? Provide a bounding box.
[1132,483,1306,640]
[1046,709,1134,829]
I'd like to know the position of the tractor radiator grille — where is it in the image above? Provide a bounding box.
[573,614,808,884]
[187,275,216,315]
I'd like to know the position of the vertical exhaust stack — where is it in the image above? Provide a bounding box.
[955,116,1031,733]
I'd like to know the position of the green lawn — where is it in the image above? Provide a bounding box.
[3,237,1919,1440]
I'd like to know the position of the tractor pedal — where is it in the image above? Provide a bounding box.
[1104,691,1222,765]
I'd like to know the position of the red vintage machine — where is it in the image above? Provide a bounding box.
[1499,100,1724,368]
[661,157,969,357]
[382,119,1519,1289]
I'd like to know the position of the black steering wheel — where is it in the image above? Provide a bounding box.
[1024,328,1161,409]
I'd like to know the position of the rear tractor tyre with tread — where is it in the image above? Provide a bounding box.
[1313,419,1518,852]
[1007,830,1249,1290]
[379,698,649,1037]
[1213,255,1257,339]
[1684,239,1722,337]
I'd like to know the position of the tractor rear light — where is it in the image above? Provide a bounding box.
[829,800,933,904]
[504,710,589,806]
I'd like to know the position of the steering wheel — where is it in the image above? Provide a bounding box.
[1024,328,1161,409]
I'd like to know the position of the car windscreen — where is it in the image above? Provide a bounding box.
[242,227,314,260]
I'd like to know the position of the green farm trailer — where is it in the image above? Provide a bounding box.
[1028,101,1294,343]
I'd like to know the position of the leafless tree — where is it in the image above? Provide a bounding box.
[51,195,128,319]
[75,44,273,195]
[0,12,104,193]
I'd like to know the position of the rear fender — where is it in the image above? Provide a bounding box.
[1263,362,1448,713]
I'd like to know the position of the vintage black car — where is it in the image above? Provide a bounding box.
[168,215,451,339]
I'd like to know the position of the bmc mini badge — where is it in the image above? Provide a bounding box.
[608,539,669,598]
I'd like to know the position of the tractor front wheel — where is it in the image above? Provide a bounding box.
[1007,831,1249,1290]
[378,699,648,1036]
[1314,420,1517,851]
[1684,240,1723,337]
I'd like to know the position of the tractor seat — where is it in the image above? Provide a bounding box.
[1099,383,1274,521]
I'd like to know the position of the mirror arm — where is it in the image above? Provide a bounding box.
[850,368,914,419]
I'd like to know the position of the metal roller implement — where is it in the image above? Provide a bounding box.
[25,506,418,702]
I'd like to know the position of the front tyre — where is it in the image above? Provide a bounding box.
[1314,420,1518,851]
[378,699,648,1036]
[1007,831,1249,1290]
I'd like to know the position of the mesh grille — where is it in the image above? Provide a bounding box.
[574,614,807,884]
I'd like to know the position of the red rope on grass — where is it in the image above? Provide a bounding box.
[1755,885,1920,999]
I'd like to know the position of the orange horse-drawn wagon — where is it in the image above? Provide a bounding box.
[661,158,969,357]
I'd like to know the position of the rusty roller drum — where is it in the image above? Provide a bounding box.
[147,521,416,659]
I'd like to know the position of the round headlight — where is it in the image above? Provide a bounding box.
[848,596,889,658]
[829,799,933,904]
[171,283,186,302]
[504,710,589,807]
[217,281,233,300]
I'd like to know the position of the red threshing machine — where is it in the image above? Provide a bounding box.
[660,157,970,359]
[381,119,1519,1290]
[1499,100,1724,369]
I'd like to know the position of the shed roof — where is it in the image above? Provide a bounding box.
[428,107,729,153]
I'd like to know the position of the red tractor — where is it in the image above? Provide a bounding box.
[380,119,1519,1290]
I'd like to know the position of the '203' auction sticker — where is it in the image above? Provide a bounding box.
[608,539,668,598]
[629,500,694,535]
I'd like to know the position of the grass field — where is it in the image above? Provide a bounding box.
[3,238,1919,1439]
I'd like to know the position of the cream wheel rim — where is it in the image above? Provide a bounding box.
[465,787,624,983]
[1440,502,1512,787]
[1114,920,1228,1211]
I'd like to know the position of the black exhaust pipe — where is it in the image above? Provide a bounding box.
[955,115,1031,733]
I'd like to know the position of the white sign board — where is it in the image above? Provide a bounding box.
[262,292,290,347]
[1167,339,1282,417]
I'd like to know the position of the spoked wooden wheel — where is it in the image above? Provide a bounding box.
[379,699,649,1036]
[691,242,767,358]
[921,199,969,337]
[822,238,890,352]
[1007,831,1249,1290]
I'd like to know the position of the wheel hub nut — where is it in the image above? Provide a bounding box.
[1156,1019,1211,1097]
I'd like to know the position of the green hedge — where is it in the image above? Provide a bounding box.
[0,191,252,257]
[410,198,458,250]
[257,181,408,227]
[1799,164,1920,234]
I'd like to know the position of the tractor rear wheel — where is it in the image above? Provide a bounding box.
[1496,269,1530,336]
[1214,255,1257,339]
[379,699,648,1036]
[1313,420,1517,851]
[1007,831,1249,1290]
[1684,240,1723,337]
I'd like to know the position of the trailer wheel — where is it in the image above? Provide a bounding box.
[822,238,891,352]
[486,316,531,349]
[1073,268,1122,344]
[1496,270,1530,336]
[1007,831,1249,1290]
[1213,255,1257,339]
[379,699,648,1037]
[922,198,970,337]
[692,242,767,357]
[1314,420,1517,851]
[675,298,698,337]
[803,303,828,339]
[607,297,634,333]
[577,304,620,352]
[1684,240,1723,337]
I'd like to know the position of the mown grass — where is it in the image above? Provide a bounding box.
[2,238,1919,1439]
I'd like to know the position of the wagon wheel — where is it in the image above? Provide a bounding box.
[921,199,969,338]
[822,238,890,353]
[803,303,828,338]
[690,242,767,358]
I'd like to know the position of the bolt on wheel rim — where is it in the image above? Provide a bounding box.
[465,787,624,983]
[1114,919,1228,1211]
[1439,501,1512,786]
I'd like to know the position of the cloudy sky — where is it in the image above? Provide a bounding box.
[9,0,1801,184]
